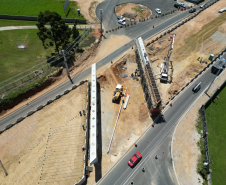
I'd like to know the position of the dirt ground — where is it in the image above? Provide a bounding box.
[71,0,104,23]
[116,3,152,20]
[144,0,226,103]
[87,49,152,184]
[173,69,226,185]
[0,83,87,185]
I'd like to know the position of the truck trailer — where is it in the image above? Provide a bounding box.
[211,58,226,75]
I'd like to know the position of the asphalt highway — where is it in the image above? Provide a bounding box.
[97,54,226,185]
[96,0,177,31]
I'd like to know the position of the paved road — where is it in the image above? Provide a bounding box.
[97,54,226,185]
[96,0,178,31]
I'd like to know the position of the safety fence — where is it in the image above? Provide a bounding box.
[200,80,226,184]
[0,14,86,24]
[0,27,92,97]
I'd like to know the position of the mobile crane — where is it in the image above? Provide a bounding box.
[159,33,176,82]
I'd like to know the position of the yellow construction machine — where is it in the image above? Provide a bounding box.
[112,84,124,103]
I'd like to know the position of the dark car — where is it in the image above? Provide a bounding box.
[174,3,180,8]
[192,82,201,93]
[189,8,196,13]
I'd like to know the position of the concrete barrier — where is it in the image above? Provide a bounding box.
[181,87,185,91]
[37,105,44,110]
[27,111,35,116]
[186,82,190,87]
[55,95,61,99]
[80,81,85,85]
[46,100,53,105]
[6,124,13,129]
[176,91,181,95]
[16,117,24,123]
[72,85,78,90]
[64,90,70,95]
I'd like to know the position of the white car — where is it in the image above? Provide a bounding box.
[200,3,206,8]
[117,16,125,21]
[219,7,226,13]
[155,8,161,14]
[118,19,126,25]
[179,3,186,8]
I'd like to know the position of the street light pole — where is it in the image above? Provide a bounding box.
[100,9,103,35]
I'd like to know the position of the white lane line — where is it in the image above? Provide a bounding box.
[121,122,178,185]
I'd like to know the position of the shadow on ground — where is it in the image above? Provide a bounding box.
[95,82,102,182]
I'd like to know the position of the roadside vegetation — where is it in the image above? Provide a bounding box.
[196,110,208,185]
[205,87,226,185]
[0,0,84,19]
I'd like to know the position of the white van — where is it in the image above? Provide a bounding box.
[219,7,226,13]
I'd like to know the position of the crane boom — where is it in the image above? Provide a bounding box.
[160,33,176,82]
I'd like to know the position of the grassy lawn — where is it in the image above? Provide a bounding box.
[0,29,82,83]
[0,0,84,19]
[0,19,75,27]
[0,19,38,27]
[205,86,226,185]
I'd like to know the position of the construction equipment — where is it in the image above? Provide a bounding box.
[112,84,124,103]
[159,33,176,82]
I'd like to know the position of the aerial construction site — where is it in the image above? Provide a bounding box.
[0,0,226,185]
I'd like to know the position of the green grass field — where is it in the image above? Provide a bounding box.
[0,0,84,19]
[0,29,82,83]
[205,86,226,185]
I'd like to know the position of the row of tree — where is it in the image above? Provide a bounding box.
[36,10,80,54]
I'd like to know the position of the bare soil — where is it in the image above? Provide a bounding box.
[0,83,88,185]
[116,3,152,20]
[71,0,104,23]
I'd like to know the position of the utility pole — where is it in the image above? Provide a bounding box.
[62,50,73,84]
[100,9,103,36]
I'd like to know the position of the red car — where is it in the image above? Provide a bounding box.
[128,152,142,167]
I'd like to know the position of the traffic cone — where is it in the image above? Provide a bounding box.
[127,138,130,140]
[132,46,133,49]
[135,143,137,147]
[152,123,154,127]
[170,102,172,106]
[111,60,113,64]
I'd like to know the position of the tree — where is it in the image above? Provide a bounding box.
[72,26,80,40]
[36,11,72,54]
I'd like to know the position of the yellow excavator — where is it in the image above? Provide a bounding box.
[112,84,124,103]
